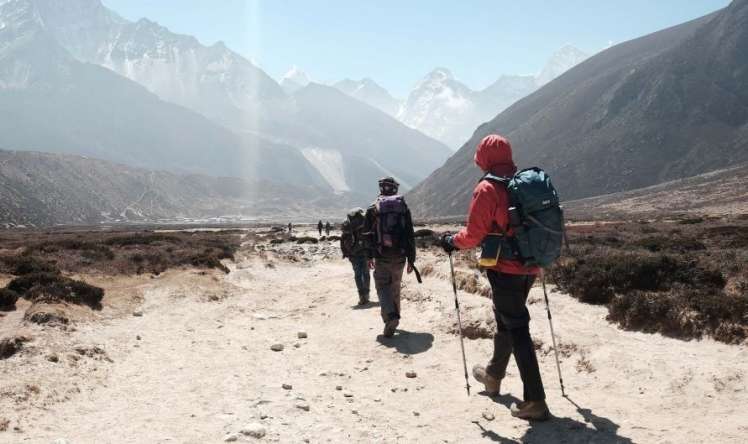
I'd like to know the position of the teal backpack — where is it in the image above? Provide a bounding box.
[483,167,566,267]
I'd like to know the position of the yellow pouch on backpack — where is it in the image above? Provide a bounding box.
[479,233,505,268]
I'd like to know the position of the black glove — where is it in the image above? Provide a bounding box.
[440,233,457,254]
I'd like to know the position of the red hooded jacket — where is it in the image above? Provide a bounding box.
[452,135,540,276]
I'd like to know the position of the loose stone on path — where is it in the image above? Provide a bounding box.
[240,423,266,438]
[270,343,284,352]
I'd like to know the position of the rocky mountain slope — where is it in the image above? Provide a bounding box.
[564,163,748,220]
[10,0,451,197]
[0,0,332,191]
[398,46,588,149]
[333,78,401,117]
[409,1,747,217]
[0,149,359,226]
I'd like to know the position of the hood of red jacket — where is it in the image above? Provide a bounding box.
[474,134,517,176]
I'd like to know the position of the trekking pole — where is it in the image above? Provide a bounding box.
[541,269,566,397]
[448,252,471,396]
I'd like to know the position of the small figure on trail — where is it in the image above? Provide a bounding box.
[288,222,293,235]
[317,220,324,237]
[341,208,371,305]
[363,176,416,338]
[440,134,550,421]
[325,221,332,236]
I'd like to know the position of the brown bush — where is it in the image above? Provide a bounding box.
[0,336,29,359]
[7,273,104,309]
[0,255,59,275]
[0,289,19,311]
[555,219,747,343]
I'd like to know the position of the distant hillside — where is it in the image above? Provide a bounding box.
[0,150,361,227]
[0,0,329,190]
[409,1,747,217]
[564,164,748,220]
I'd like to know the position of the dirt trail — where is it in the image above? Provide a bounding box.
[1,234,747,443]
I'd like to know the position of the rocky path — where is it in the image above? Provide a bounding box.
[3,246,748,443]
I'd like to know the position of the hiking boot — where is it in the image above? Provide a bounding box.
[472,365,501,396]
[510,400,550,421]
[383,318,399,338]
[358,294,369,305]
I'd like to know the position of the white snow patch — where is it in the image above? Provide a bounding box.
[301,147,350,193]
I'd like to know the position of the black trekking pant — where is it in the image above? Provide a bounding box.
[485,270,545,402]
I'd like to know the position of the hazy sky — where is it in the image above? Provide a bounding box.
[102,0,729,97]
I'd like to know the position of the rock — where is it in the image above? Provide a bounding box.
[136,335,141,341]
[132,311,143,317]
[294,343,301,348]
[270,343,284,352]
[405,371,417,378]
[343,392,354,398]
[482,410,495,421]
[352,409,359,415]
[240,423,266,438]
[224,433,240,442]
[296,402,310,412]
[46,354,59,363]
[335,385,343,391]
[297,331,308,339]
[413,411,420,417]
[282,383,293,390]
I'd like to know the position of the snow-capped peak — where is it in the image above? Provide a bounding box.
[280,66,311,94]
[424,67,454,83]
[537,44,588,86]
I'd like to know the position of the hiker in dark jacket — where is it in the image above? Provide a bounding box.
[317,220,324,237]
[341,208,370,305]
[364,177,416,337]
[325,221,332,236]
[440,134,549,421]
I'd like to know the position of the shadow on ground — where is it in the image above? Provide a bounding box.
[376,329,434,355]
[472,394,634,443]
[351,301,380,310]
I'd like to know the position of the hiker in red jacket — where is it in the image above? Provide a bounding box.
[440,134,549,421]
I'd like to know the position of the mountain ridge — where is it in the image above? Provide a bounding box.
[408,2,745,217]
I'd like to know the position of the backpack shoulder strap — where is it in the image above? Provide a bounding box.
[481,173,511,185]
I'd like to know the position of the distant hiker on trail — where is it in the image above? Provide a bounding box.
[341,208,371,305]
[440,134,550,421]
[325,221,332,236]
[288,222,293,235]
[364,177,416,338]
[318,220,324,237]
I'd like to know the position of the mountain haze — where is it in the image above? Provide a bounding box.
[333,78,401,117]
[398,46,588,149]
[0,0,329,191]
[409,1,747,217]
[0,149,357,226]
[0,0,452,200]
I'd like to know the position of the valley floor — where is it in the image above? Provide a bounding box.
[1,230,747,443]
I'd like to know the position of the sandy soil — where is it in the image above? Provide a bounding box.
[1,229,747,443]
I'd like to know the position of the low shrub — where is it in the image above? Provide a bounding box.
[0,289,19,311]
[104,233,181,247]
[7,273,104,309]
[1,255,59,275]
[550,252,723,305]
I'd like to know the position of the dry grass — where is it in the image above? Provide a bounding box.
[0,229,242,276]
[550,216,748,344]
